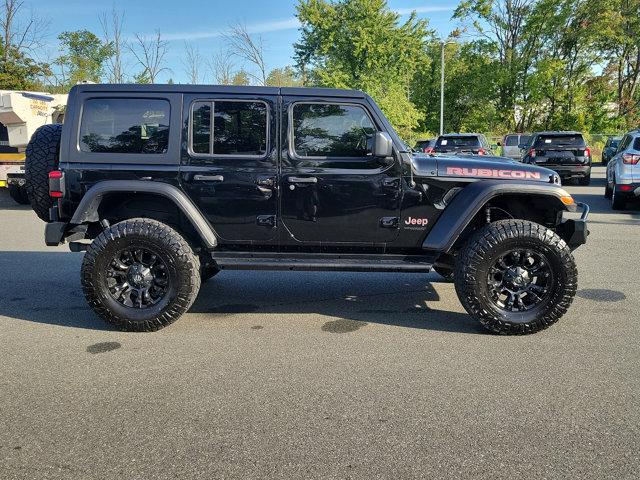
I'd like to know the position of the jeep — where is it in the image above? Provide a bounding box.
[24,84,589,334]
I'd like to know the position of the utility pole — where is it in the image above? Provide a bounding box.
[440,40,445,136]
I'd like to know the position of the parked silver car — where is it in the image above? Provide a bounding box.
[501,134,530,161]
[605,130,640,210]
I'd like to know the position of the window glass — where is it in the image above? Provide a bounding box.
[534,134,585,147]
[505,135,519,146]
[190,101,267,156]
[292,103,376,157]
[213,102,267,155]
[520,135,531,146]
[436,136,480,148]
[191,102,211,154]
[80,98,170,154]
[633,137,640,151]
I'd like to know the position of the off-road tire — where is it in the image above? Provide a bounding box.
[433,266,454,281]
[24,124,63,221]
[611,180,626,210]
[8,184,29,205]
[454,219,577,335]
[81,218,201,332]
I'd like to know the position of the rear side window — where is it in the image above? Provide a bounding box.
[634,138,640,151]
[292,103,376,158]
[521,135,531,146]
[505,135,519,146]
[80,98,170,154]
[535,134,585,147]
[436,136,480,148]
[190,100,268,156]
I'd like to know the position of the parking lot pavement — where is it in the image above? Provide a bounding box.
[0,166,638,480]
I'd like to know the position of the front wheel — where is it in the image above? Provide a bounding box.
[454,220,577,335]
[81,218,201,331]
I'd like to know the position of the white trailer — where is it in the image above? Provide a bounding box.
[0,90,67,203]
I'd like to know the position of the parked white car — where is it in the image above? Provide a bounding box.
[605,129,640,210]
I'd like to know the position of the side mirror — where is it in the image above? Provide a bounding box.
[373,131,393,157]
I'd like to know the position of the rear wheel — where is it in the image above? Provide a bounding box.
[454,219,577,335]
[8,184,29,205]
[604,179,612,199]
[611,180,626,210]
[81,218,201,332]
[577,174,591,186]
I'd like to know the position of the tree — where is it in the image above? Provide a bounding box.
[225,22,267,85]
[295,0,432,138]
[99,5,127,83]
[0,0,50,89]
[130,30,169,83]
[231,70,250,86]
[208,51,235,85]
[182,41,202,84]
[266,66,303,87]
[55,30,113,87]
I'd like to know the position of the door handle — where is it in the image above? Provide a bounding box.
[288,176,318,184]
[194,174,224,182]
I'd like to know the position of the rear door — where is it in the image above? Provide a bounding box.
[180,94,279,245]
[534,134,587,165]
[279,97,401,246]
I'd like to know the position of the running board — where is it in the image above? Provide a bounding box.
[211,252,434,273]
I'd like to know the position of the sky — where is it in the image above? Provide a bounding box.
[28,0,460,84]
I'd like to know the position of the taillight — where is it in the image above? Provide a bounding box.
[622,153,640,165]
[424,147,434,154]
[619,185,635,192]
[584,147,591,157]
[529,148,536,158]
[477,148,486,155]
[49,170,64,198]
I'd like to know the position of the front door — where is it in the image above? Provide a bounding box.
[280,98,401,246]
[180,94,278,245]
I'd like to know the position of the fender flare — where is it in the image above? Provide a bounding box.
[70,180,217,248]
[422,180,572,252]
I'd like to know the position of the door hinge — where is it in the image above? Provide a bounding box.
[380,217,399,229]
[256,215,277,228]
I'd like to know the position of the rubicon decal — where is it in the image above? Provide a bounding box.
[446,167,541,180]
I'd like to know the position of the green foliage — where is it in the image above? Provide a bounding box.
[231,70,250,86]
[0,47,51,90]
[55,30,114,87]
[266,66,303,87]
[295,0,433,138]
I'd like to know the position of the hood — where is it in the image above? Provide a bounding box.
[411,154,558,183]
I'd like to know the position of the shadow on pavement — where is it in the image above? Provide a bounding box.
[0,251,484,335]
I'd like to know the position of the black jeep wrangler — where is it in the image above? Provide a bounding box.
[24,84,589,334]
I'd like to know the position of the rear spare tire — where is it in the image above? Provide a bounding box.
[25,124,63,221]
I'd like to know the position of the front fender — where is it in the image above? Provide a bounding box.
[69,180,218,248]
[422,180,574,252]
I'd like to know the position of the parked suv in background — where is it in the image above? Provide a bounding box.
[602,135,622,165]
[414,139,435,153]
[432,133,494,156]
[502,134,530,161]
[605,130,640,210]
[23,84,588,335]
[521,132,592,185]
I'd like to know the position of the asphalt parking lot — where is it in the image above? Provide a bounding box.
[0,166,639,479]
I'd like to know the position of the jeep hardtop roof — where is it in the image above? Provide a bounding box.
[70,83,367,99]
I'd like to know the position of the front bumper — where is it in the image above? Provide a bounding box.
[557,202,590,250]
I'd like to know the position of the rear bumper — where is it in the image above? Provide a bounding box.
[541,164,591,178]
[557,202,590,250]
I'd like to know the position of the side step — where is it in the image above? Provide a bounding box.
[211,252,434,273]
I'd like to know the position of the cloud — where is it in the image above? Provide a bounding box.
[159,5,453,42]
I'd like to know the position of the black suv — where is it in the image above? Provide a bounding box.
[432,133,494,156]
[521,132,592,185]
[24,84,589,334]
